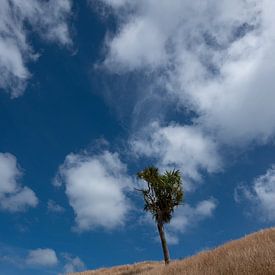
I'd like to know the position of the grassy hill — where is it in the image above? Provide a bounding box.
[71,227,275,275]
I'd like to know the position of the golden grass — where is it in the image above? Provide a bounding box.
[71,227,275,275]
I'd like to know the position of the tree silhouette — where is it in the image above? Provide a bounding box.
[137,166,184,264]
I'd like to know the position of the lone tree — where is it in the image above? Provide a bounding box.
[137,166,184,265]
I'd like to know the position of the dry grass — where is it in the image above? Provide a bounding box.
[71,227,275,275]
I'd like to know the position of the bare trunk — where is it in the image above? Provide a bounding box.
[157,222,170,264]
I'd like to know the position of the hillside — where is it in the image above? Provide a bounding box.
[71,227,275,275]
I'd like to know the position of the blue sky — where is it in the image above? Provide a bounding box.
[0,1,275,274]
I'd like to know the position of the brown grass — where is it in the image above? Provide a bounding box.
[71,227,275,275]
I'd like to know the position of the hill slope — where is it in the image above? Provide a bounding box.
[71,227,275,275]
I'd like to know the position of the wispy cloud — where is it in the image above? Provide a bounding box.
[235,165,275,222]
[60,253,86,275]
[47,200,65,214]
[96,0,275,146]
[141,199,217,245]
[168,199,216,231]
[0,0,73,98]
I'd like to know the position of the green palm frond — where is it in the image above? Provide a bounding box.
[137,166,184,224]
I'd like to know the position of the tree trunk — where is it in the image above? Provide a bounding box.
[157,222,170,264]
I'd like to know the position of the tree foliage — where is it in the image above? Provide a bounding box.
[137,166,184,224]
[137,166,184,264]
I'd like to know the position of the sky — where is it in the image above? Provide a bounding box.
[0,0,275,274]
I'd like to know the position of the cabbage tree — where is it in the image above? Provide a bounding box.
[137,166,184,264]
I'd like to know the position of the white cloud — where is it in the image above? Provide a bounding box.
[142,199,216,245]
[131,122,221,190]
[166,199,217,245]
[26,248,58,267]
[104,17,168,71]
[101,0,259,70]
[99,0,130,8]
[1,244,85,274]
[168,200,217,233]
[164,231,179,246]
[0,0,72,98]
[0,152,38,212]
[235,166,275,222]
[100,0,275,145]
[47,200,65,214]
[61,254,86,274]
[56,150,132,231]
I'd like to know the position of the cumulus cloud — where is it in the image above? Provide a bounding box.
[26,248,58,267]
[131,122,221,190]
[235,166,275,222]
[1,244,85,274]
[55,150,132,231]
[0,152,38,212]
[99,0,275,145]
[0,0,72,98]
